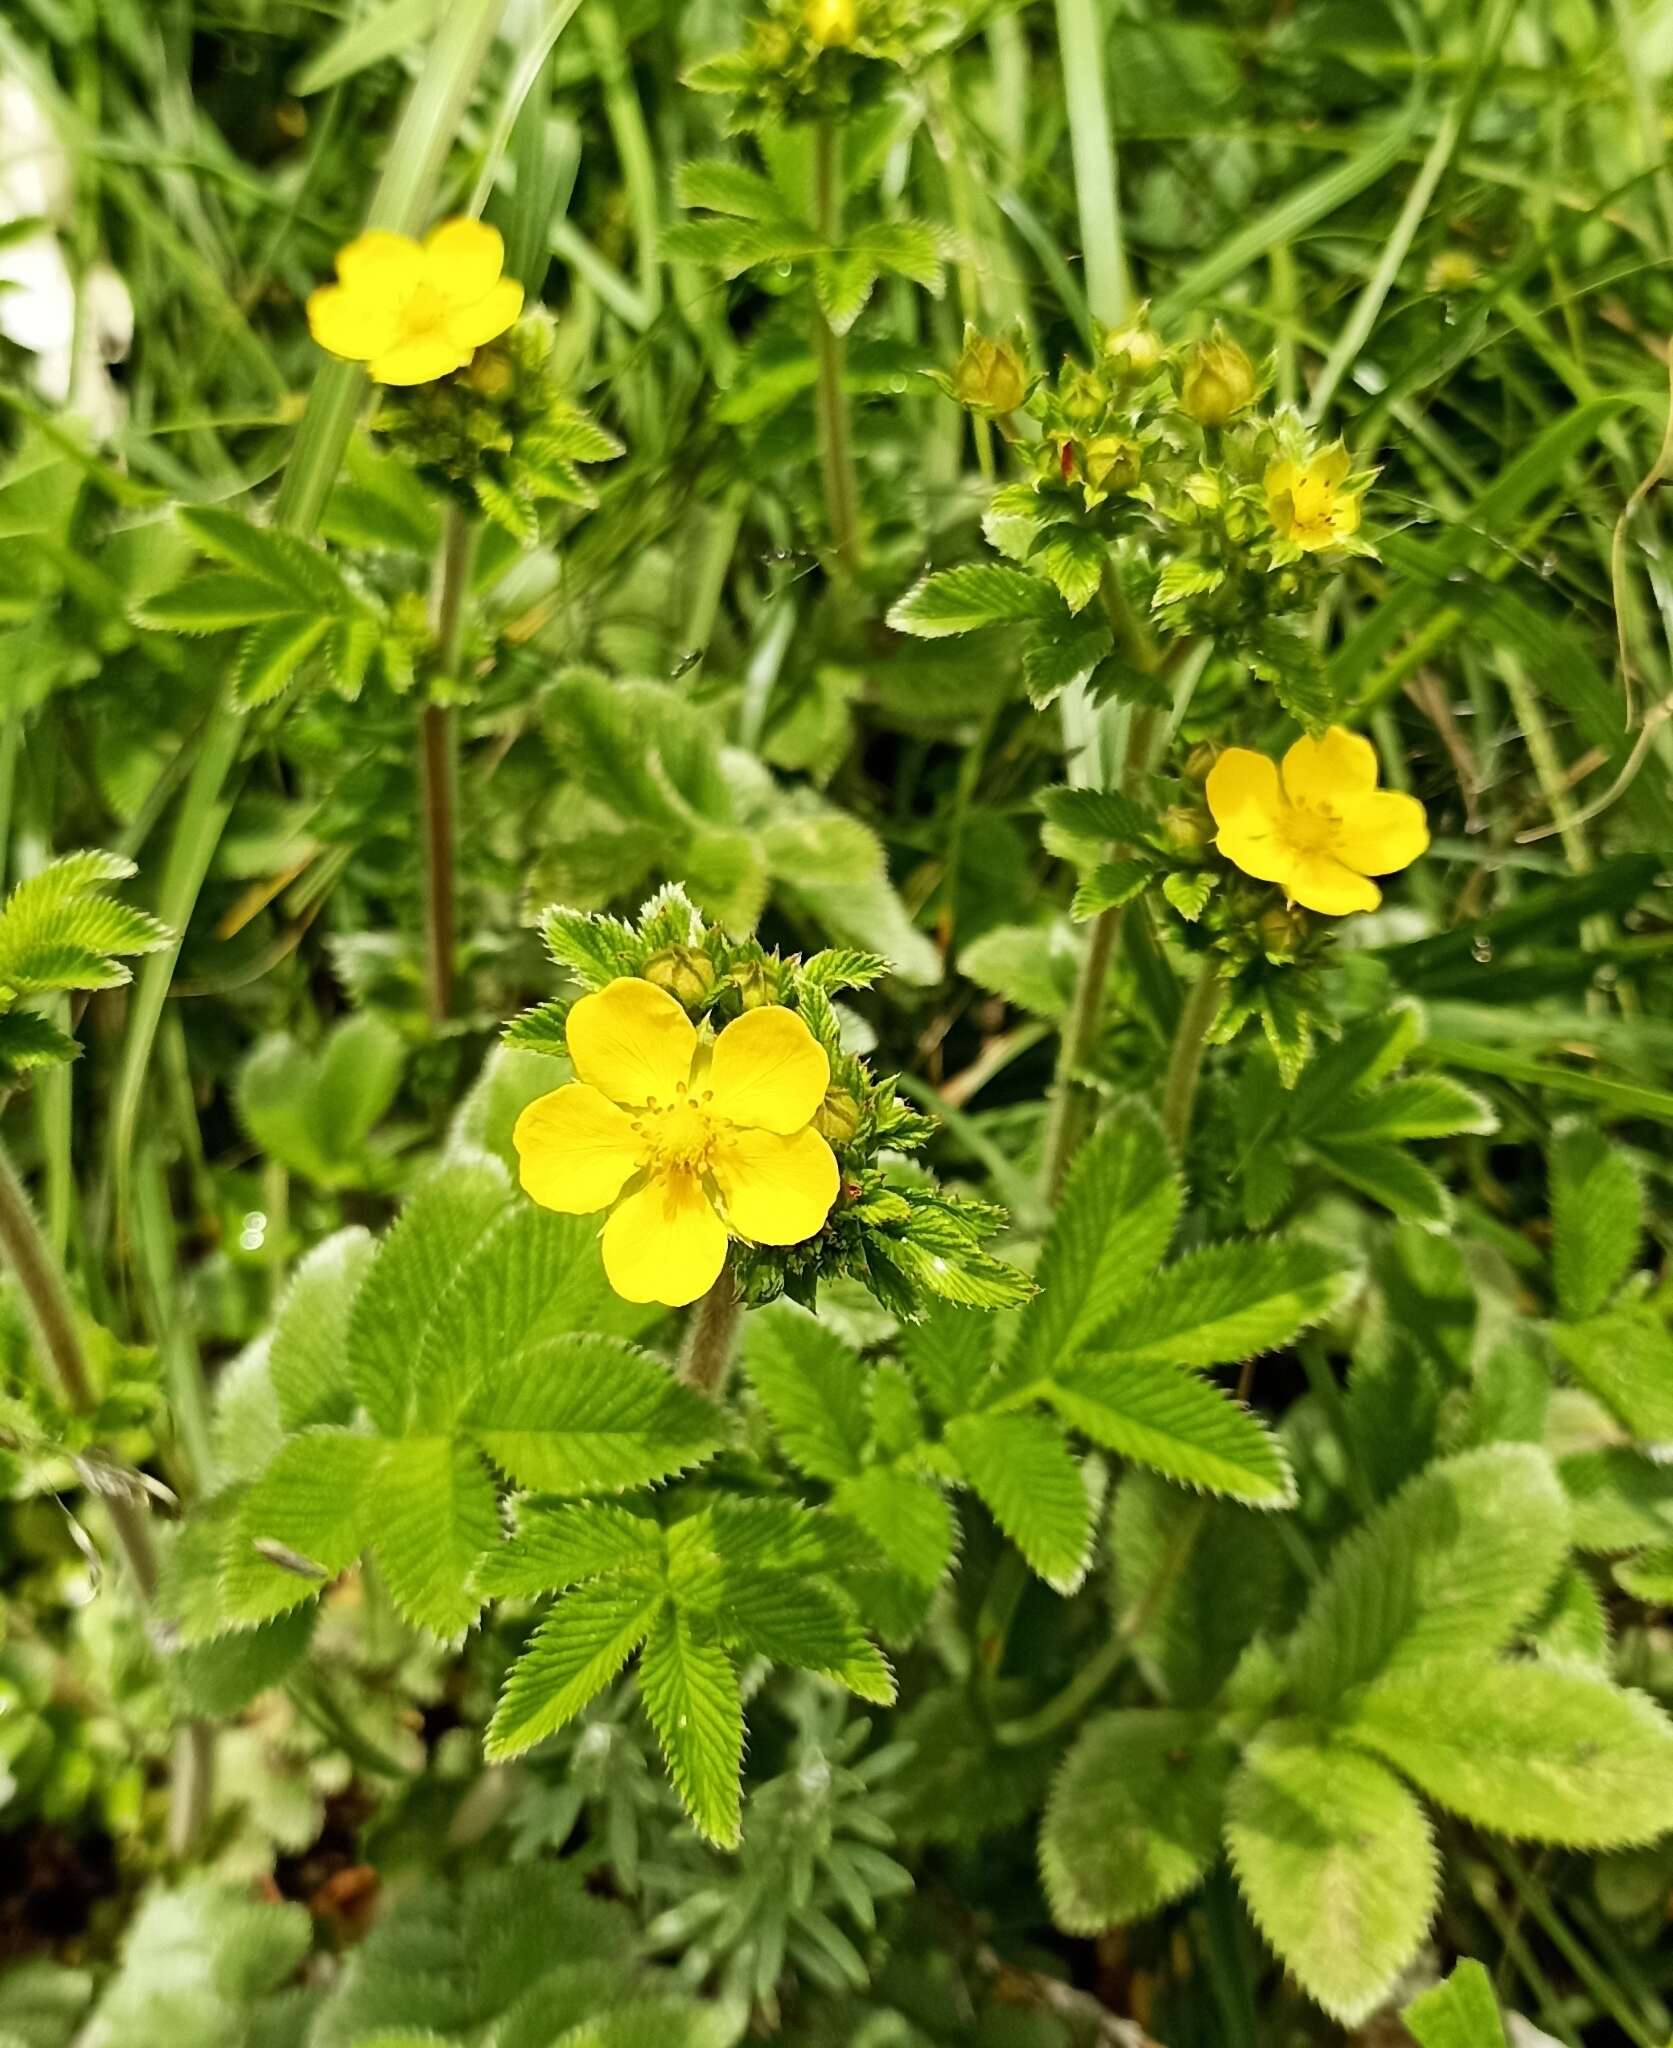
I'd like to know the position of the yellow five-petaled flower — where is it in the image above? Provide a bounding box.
[514,978,840,1308]
[1206,726,1429,917]
[306,218,523,387]
[1264,444,1363,552]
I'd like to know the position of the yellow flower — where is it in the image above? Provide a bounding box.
[306,218,523,387]
[1206,727,1429,916]
[805,0,858,46]
[1264,444,1363,552]
[513,978,839,1308]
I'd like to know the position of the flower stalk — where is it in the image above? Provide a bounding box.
[1159,954,1223,1155]
[812,117,862,579]
[422,502,476,1025]
[679,1271,744,1397]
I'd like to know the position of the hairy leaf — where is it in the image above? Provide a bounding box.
[1046,1360,1294,1506]
[487,1582,664,1761]
[1088,1237,1355,1368]
[743,1302,871,1481]
[637,1606,744,1849]
[1551,1120,1641,1319]
[944,1412,1094,1591]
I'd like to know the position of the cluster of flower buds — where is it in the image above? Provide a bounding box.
[685,0,962,124]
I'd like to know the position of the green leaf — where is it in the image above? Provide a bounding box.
[886,564,1062,638]
[469,1337,721,1494]
[813,249,879,334]
[1551,1120,1642,1319]
[958,921,1080,1020]
[1562,1447,1673,1554]
[1226,1725,1438,2027]
[637,1605,744,1849]
[1403,1960,1508,2048]
[1041,1710,1235,1933]
[1615,1544,1673,1602]
[708,1570,893,1702]
[222,1430,379,1631]
[834,1466,956,1610]
[230,614,331,708]
[1348,1662,1673,1848]
[1088,1238,1354,1368]
[1045,1360,1294,1506]
[1006,1110,1181,1385]
[743,1302,871,1481]
[488,1581,664,1761]
[1327,1075,1497,1143]
[1070,858,1153,919]
[675,158,784,219]
[267,1227,376,1431]
[1032,527,1106,615]
[1286,1445,1570,1713]
[1310,1138,1451,1224]
[1021,612,1114,706]
[0,851,168,1003]
[1552,1308,1673,1442]
[135,572,302,633]
[1037,785,1157,847]
[944,1412,1093,1591]
[367,1436,498,1638]
[479,1501,663,1599]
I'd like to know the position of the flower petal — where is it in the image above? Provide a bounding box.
[1281,726,1379,807]
[1206,747,1282,830]
[367,333,471,386]
[711,1125,839,1246]
[566,978,697,1109]
[1216,821,1299,889]
[424,217,506,304]
[601,1170,727,1307]
[336,229,425,296]
[1285,855,1381,916]
[514,1083,643,1215]
[446,276,524,351]
[307,281,399,363]
[1316,442,1351,487]
[705,1006,830,1135]
[1334,789,1429,876]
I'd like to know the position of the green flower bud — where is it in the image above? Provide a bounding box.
[1103,316,1167,378]
[731,958,784,1010]
[950,326,1028,415]
[641,946,716,1006]
[1182,740,1222,784]
[465,345,513,398]
[1058,362,1107,431]
[804,0,858,47]
[1161,804,1211,853]
[1179,331,1257,426]
[814,1085,863,1146]
[1082,433,1142,494]
[1258,903,1307,956]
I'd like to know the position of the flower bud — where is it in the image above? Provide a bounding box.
[1161,804,1211,853]
[1426,249,1479,293]
[1179,332,1256,426]
[1182,740,1222,784]
[804,0,858,47]
[1103,316,1166,378]
[464,345,514,398]
[1082,433,1142,495]
[1058,362,1106,431]
[1258,903,1307,956]
[731,958,784,1010]
[641,946,716,1006]
[814,1085,863,1146]
[950,326,1027,415]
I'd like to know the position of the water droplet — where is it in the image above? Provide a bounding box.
[1471,935,1493,963]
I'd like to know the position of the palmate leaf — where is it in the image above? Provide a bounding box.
[1044,1360,1294,1507]
[743,1302,870,1481]
[0,849,168,1006]
[479,1501,663,1599]
[1286,1445,1570,1713]
[1225,1724,1438,2028]
[368,1435,499,1638]
[637,1607,745,1849]
[1550,1119,1642,1320]
[886,563,1063,638]
[944,1412,1094,1592]
[1041,1710,1235,1933]
[1348,1662,1673,1848]
[1088,1237,1355,1367]
[486,1581,665,1762]
[220,1428,382,1632]
[266,1227,376,1431]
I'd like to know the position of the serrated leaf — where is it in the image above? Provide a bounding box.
[136,572,302,633]
[486,1582,664,1761]
[1348,1661,1673,1847]
[945,1412,1093,1591]
[1226,1725,1437,2027]
[835,1466,955,1591]
[709,1569,892,1701]
[814,249,879,334]
[479,1501,663,1599]
[1551,1121,1642,1320]
[1037,785,1157,847]
[636,1606,744,1848]
[959,922,1080,1020]
[1327,1075,1497,1143]
[1021,612,1113,706]
[267,1227,376,1431]
[1286,1445,1571,1713]
[852,219,944,291]
[1070,858,1152,919]
[1007,1111,1181,1385]
[1403,1960,1508,2048]
[1309,1137,1451,1224]
[675,157,785,219]
[1042,1710,1235,1932]
[1032,527,1106,615]
[1615,1544,1673,1602]
[1561,1447,1673,1553]
[1162,870,1216,920]
[1089,1238,1354,1368]
[223,1429,378,1631]
[1552,1308,1673,1442]
[886,563,1061,638]
[367,1435,498,1638]
[469,1336,721,1494]
[743,1302,870,1481]
[179,506,347,604]
[230,614,330,708]
[1045,1360,1294,1505]
[0,1009,78,1075]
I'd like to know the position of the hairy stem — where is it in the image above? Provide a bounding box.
[421,503,476,1026]
[679,1271,743,1398]
[812,118,861,579]
[1159,955,1223,1156]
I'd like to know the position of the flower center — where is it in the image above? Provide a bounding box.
[633,1086,718,1177]
[1289,473,1336,531]
[395,281,451,343]
[1275,799,1341,859]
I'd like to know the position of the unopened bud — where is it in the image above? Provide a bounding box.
[641,946,716,1006]
[1082,433,1142,494]
[804,0,858,47]
[465,346,513,398]
[1182,741,1222,784]
[950,326,1027,415]
[1104,316,1167,378]
[731,958,783,1010]
[815,1085,862,1146]
[1258,903,1307,956]
[1161,804,1211,853]
[1058,362,1106,431]
[1179,331,1257,426]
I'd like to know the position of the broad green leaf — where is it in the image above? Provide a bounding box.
[478,1501,663,1599]
[1615,1544,1673,1602]
[267,1227,376,1431]
[637,1606,745,1849]
[743,1302,871,1481]
[1349,1662,1673,1847]
[958,922,1080,1021]
[231,614,330,707]
[675,158,784,219]
[1310,1137,1451,1224]
[135,572,300,632]
[708,1570,894,1703]
[1562,1447,1673,1553]
[312,1013,407,1156]
[1551,1119,1642,1320]
[169,1607,315,1719]
[1286,1445,1570,1712]
[487,1582,664,1761]
[1041,1710,1235,1932]
[223,1429,379,1630]
[1045,1360,1294,1506]
[1032,527,1106,615]
[1326,1075,1496,1143]
[1552,1308,1673,1442]
[1006,1111,1181,1385]
[367,1436,498,1638]
[469,1336,721,1494]
[834,1466,954,1590]
[886,563,1062,637]
[1226,1726,1438,2027]
[1403,1960,1508,2048]
[1037,785,1158,847]
[897,1308,999,1419]
[1070,858,1152,919]
[346,1155,511,1433]
[1088,1238,1354,1368]
[944,1412,1093,1591]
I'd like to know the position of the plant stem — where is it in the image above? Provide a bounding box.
[679,1271,743,1397]
[1159,956,1223,1155]
[0,1133,157,1599]
[421,504,476,1027]
[812,117,861,580]
[1053,0,1131,326]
